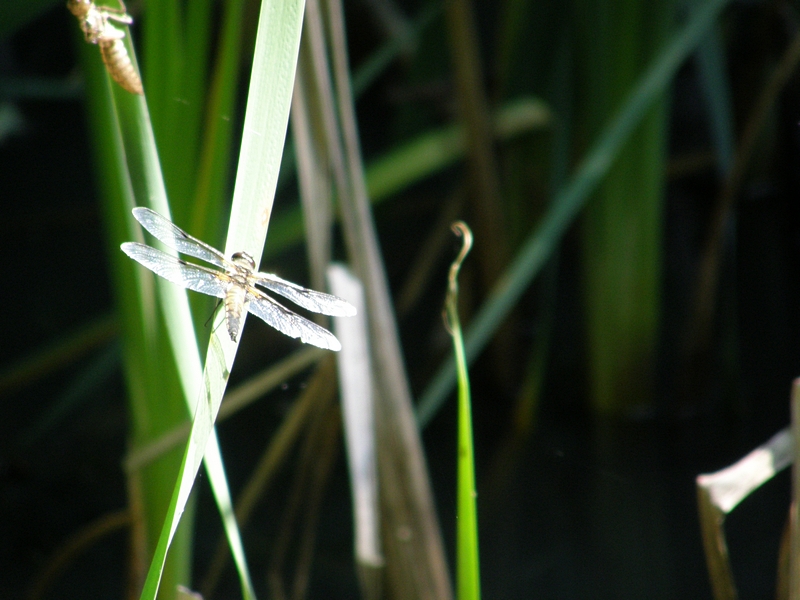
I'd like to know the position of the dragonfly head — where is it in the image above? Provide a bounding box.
[231,251,256,271]
[67,0,92,17]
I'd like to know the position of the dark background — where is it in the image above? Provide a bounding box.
[2,1,800,598]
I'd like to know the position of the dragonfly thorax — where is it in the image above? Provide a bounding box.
[231,251,256,271]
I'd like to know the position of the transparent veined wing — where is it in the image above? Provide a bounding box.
[245,289,343,351]
[251,271,357,317]
[132,207,227,268]
[121,242,229,299]
[122,208,353,350]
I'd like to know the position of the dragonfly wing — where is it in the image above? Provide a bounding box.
[252,272,357,317]
[122,242,228,299]
[245,290,342,351]
[132,207,227,269]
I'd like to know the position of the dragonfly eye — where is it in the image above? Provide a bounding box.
[231,251,256,270]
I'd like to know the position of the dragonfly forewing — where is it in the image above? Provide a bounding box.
[121,242,229,298]
[132,207,227,268]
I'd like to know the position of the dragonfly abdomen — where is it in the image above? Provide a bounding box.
[224,278,248,341]
[99,38,143,95]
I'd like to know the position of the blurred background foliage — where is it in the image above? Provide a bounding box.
[2,0,800,598]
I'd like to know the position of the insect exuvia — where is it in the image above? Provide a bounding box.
[121,207,357,351]
[67,0,144,95]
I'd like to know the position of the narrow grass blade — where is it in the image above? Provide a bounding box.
[191,0,248,235]
[128,6,254,591]
[265,97,551,258]
[324,0,453,592]
[97,45,230,600]
[123,347,323,472]
[577,0,671,414]
[351,3,440,97]
[73,13,196,593]
[110,80,257,600]
[199,356,333,598]
[137,0,306,597]
[445,223,480,600]
[329,265,384,597]
[291,54,333,289]
[417,0,734,427]
[695,23,735,176]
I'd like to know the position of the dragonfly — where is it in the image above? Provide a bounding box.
[121,207,356,351]
[67,0,144,95]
